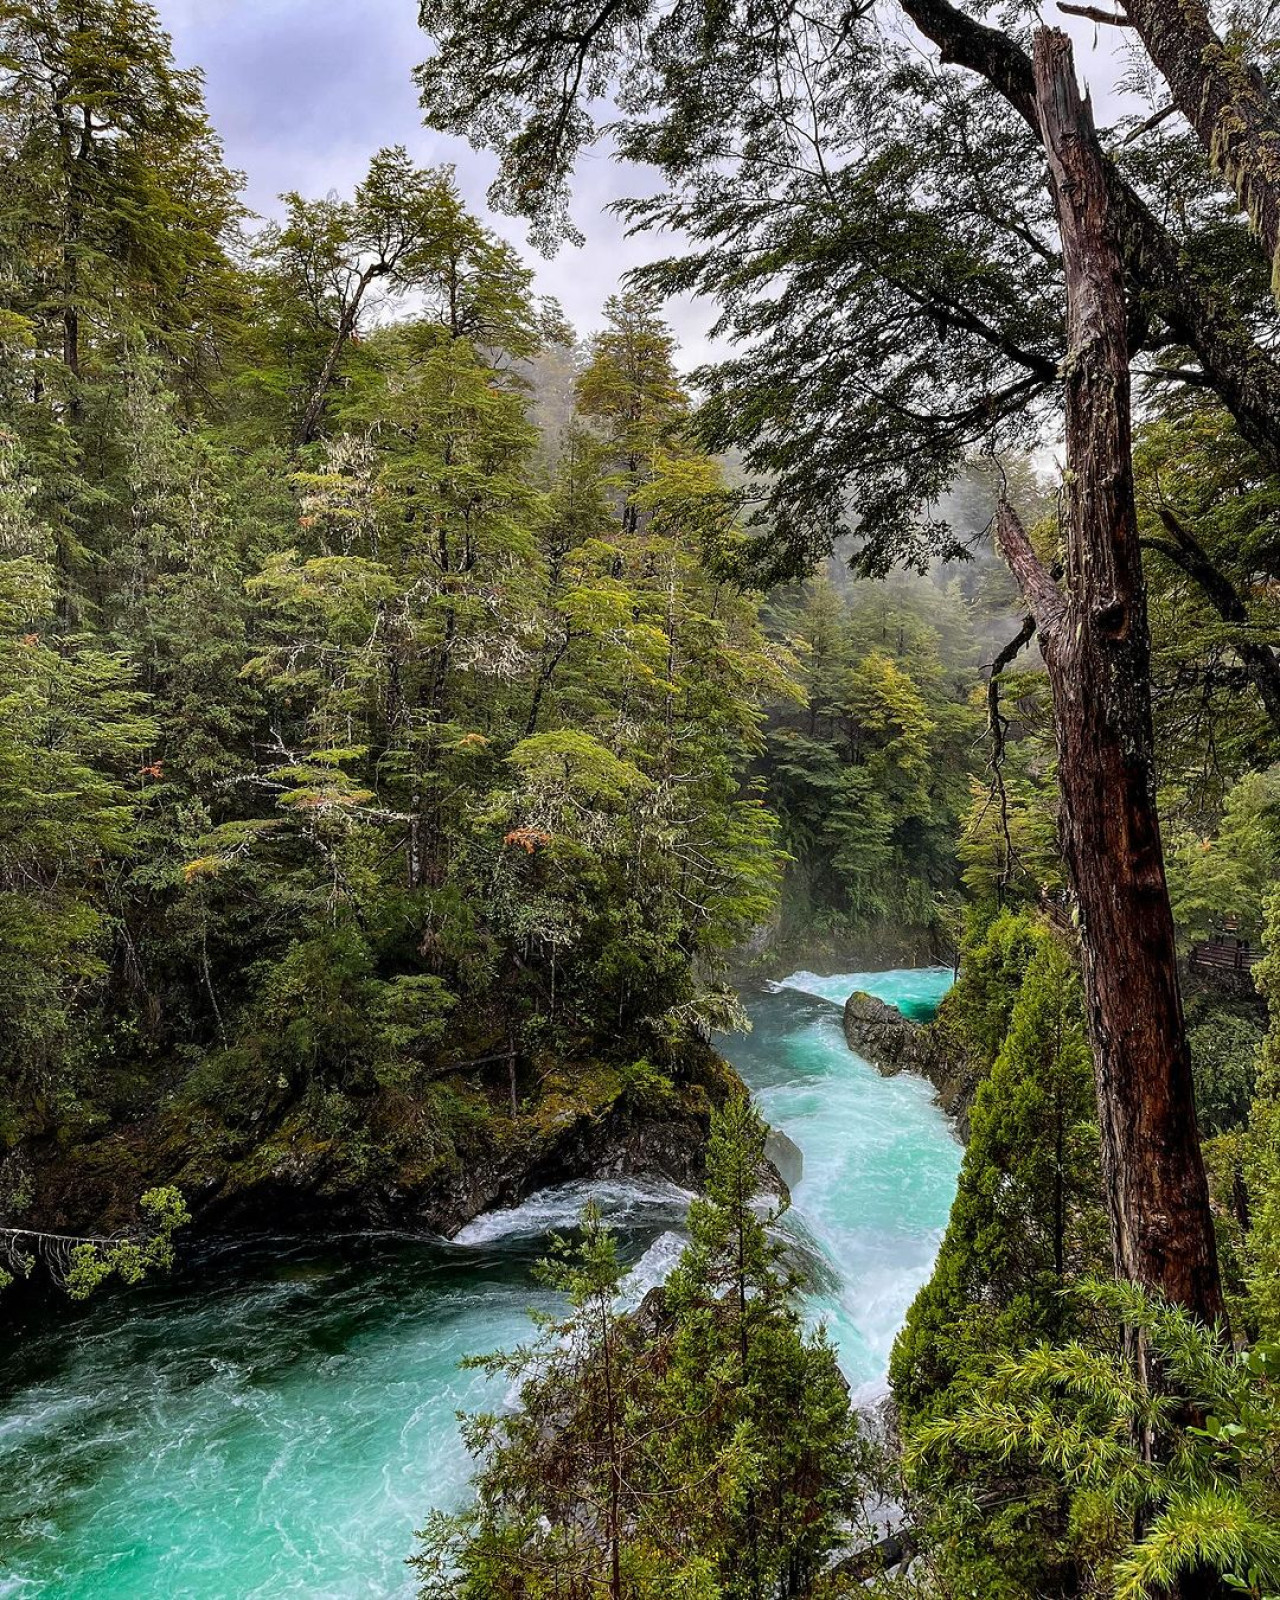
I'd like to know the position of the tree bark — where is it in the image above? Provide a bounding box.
[1120,0,1280,297]
[986,614,1038,904]
[900,0,1280,476]
[994,30,1223,1326]
[524,623,573,737]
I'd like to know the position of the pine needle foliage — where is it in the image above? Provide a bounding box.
[914,1279,1280,1599]
[412,1099,870,1599]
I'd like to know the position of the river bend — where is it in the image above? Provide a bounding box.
[0,966,958,1598]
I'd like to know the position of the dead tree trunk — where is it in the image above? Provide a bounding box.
[996,29,1223,1324]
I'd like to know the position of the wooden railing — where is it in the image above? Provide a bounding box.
[1189,936,1261,974]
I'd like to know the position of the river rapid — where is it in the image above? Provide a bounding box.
[0,967,959,1599]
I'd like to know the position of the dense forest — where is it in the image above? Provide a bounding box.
[3,0,1280,1595]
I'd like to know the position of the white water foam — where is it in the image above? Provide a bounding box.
[622,1230,688,1305]
[775,966,954,1010]
[451,1178,694,1247]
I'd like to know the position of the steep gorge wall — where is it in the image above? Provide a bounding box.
[13,1045,748,1245]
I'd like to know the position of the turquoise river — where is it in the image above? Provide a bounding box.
[0,966,960,1599]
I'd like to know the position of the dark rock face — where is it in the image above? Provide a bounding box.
[764,1127,804,1191]
[842,992,929,1071]
[842,991,975,1138]
[17,1047,746,1245]
[421,1083,721,1240]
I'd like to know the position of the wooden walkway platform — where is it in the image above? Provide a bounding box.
[1189,934,1261,975]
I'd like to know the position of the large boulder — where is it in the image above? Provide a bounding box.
[843,991,976,1136]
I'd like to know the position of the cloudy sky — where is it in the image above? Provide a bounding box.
[156,0,715,356]
[156,1,1134,364]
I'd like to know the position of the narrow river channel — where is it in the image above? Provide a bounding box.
[0,967,960,1599]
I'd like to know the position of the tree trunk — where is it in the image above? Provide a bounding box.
[293,303,361,451]
[524,624,572,737]
[901,0,1280,476]
[292,263,384,450]
[1121,0,1280,297]
[996,29,1224,1326]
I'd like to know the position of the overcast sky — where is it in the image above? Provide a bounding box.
[156,0,1136,366]
[156,0,717,357]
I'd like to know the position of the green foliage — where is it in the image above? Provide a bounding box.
[413,0,1078,573]
[371,975,457,1088]
[0,443,155,1130]
[411,0,1280,669]
[1137,405,1280,778]
[1166,768,1280,947]
[576,287,688,532]
[957,722,1062,914]
[414,1100,869,1599]
[0,8,798,1270]
[1,1186,189,1300]
[1189,1006,1264,1137]
[913,1281,1280,1600]
[391,3,1280,1592]
[759,573,989,946]
[892,928,1104,1423]
[0,0,243,542]
[890,923,1109,1597]
[933,907,1043,1068]
[898,907,1279,1598]
[251,147,540,446]
[1244,888,1280,1334]
[1,13,1277,1597]
[62,1187,189,1299]
[508,730,651,805]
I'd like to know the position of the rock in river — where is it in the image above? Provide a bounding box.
[842,990,976,1137]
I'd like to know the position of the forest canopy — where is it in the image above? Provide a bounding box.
[2,0,1280,1595]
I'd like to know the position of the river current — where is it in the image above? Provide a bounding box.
[0,967,959,1599]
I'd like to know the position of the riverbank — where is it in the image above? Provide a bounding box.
[9,1040,743,1253]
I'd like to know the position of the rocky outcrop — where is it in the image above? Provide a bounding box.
[842,992,934,1074]
[843,991,976,1137]
[764,1127,803,1191]
[17,1045,749,1244]
[420,1055,739,1238]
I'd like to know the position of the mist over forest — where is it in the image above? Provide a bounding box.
[2,0,1280,1596]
